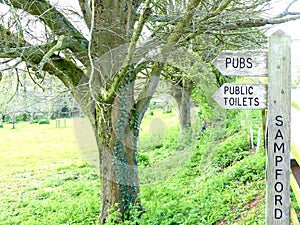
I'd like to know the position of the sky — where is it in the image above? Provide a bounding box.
[266,1,300,79]
[267,0,300,39]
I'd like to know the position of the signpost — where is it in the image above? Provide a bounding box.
[212,30,291,225]
[266,30,291,225]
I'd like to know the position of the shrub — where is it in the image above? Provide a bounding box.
[38,120,50,125]
[30,120,39,124]
[212,132,250,169]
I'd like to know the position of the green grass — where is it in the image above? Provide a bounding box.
[0,120,82,173]
[138,152,266,224]
[136,115,266,224]
[0,120,100,224]
[0,110,268,224]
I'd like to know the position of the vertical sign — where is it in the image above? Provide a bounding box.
[266,30,291,224]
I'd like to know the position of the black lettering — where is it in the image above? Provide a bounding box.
[243,97,247,106]
[229,86,234,95]
[248,86,253,95]
[240,58,245,68]
[235,86,240,95]
[232,58,239,68]
[224,86,229,94]
[240,86,245,95]
[275,208,283,219]
[248,97,253,106]
[225,58,231,68]
[275,116,283,126]
[274,182,284,193]
[224,97,228,106]
[254,97,259,106]
[274,142,285,153]
[275,156,283,166]
[247,58,253,68]
[235,98,240,106]
[275,195,283,206]
[229,98,234,106]
[275,129,284,140]
[275,169,283,180]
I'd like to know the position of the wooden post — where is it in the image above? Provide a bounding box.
[266,30,291,224]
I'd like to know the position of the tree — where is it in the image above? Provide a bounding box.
[0,66,72,123]
[0,0,300,223]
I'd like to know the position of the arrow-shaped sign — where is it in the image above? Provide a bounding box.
[212,50,268,77]
[213,83,267,109]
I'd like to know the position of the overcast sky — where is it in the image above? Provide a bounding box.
[260,0,300,38]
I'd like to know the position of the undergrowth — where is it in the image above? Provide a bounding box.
[0,110,267,224]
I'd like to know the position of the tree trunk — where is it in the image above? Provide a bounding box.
[172,83,192,136]
[91,80,140,224]
[0,113,3,128]
[179,86,192,134]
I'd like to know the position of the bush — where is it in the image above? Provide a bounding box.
[30,120,39,124]
[38,120,50,125]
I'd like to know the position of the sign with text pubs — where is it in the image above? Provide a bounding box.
[212,50,268,77]
[212,83,267,109]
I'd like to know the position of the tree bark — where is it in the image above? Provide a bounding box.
[87,76,140,224]
[0,113,3,128]
[172,82,192,136]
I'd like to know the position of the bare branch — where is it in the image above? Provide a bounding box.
[274,0,300,18]
[201,0,233,22]
[167,0,202,44]
[0,40,85,88]
[0,0,84,38]
[0,0,88,61]
[26,66,45,91]
[38,35,65,78]
[185,15,300,42]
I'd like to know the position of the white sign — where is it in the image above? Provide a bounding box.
[212,83,267,109]
[212,50,268,77]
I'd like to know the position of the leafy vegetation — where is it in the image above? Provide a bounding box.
[292,100,300,111]
[134,110,266,224]
[0,110,267,224]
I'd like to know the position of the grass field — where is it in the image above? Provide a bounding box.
[0,111,182,224]
[0,120,82,173]
[0,110,269,224]
[0,120,100,224]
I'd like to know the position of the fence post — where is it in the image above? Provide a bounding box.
[266,30,291,224]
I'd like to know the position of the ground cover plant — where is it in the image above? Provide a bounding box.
[0,110,268,224]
